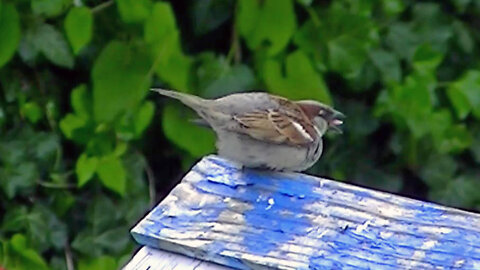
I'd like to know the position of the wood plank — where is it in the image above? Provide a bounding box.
[131,155,480,270]
[122,246,230,270]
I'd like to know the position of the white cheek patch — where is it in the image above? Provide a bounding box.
[291,121,313,142]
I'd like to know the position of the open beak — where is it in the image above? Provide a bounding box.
[328,110,345,134]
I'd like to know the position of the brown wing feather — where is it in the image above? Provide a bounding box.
[232,109,315,145]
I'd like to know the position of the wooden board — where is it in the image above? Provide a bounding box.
[131,155,480,269]
[122,246,229,270]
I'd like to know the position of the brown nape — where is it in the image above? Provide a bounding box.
[296,101,323,119]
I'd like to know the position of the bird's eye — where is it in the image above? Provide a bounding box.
[318,110,325,115]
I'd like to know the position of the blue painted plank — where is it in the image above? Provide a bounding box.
[131,155,480,270]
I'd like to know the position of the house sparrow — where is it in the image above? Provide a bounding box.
[152,88,344,171]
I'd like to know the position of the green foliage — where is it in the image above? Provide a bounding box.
[64,7,93,54]
[1,0,480,269]
[0,2,20,68]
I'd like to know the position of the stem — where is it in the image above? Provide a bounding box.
[65,240,75,270]
[227,3,241,65]
[91,0,114,14]
[37,180,76,189]
[305,6,321,27]
[145,160,156,208]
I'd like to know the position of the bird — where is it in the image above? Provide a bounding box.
[151,88,344,171]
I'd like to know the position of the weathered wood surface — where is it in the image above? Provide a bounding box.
[131,155,480,270]
[122,246,229,270]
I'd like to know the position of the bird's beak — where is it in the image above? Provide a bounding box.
[328,110,345,134]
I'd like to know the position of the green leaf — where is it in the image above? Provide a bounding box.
[0,3,20,68]
[2,205,67,252]
[59,113,91,143]
[35,24,74,68]
[436,124,472,154]
[420,154,457,189]
[92,41,152,122]
[369,49,401,83]
[115,0,151,23]
[192,0,234,35]
[134,101,154,137]
[0,162,37,198]
[76,153,98,187]
[453,20,474,54]
[376,73,435,138]
[412,44,443,75]
[328,35,368,79]
[144,2,192,91]
[385,23,419,60]
[430,174,480,208]
[196,53,257,98]
[293,5,377,78]
[64,6,93,54]
[71,84,92,119]
[381,0,405,16]
[162,103,215,158]
[21,102,43,124]
[263,50,332,104]
[236,0,296,55]
[447,70,480,119]
[97,154,127,195]
[78,256,118,270]
[8,234,49,270]
[296,0,312,5]
[31,0,71,17]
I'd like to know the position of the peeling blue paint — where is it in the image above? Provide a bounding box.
[131,155,480,270]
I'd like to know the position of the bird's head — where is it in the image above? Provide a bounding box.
[296,100,345,135]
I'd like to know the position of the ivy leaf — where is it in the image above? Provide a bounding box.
[196,53,257,98]
[236,0,296,55]
[21,101,43,124]
[385,22,419,60]
[97,154,127,195]
[78,256,118,270]
[191,0,234,35]
[7,234,49,270]
[133,101,155,137]
[381,0,405,16]
[263,50,332,104]
[430,174,480,209]
[447,70,480,120]
[32,0,71,18]
[35,24,74,68]
[369,49,401,83]
[420,154,457,189]
[0,162,37,199]
[144,2,192,91]
[376,74,434,138]
[64,6,93,54]
[92,41,152,122]
[412,44,443,75]
[71,84,92,119]
[453,20,474,54]
[76,153,98,187]
[0,3,20,68]
[162,103,215,158]
[115,0,151,23]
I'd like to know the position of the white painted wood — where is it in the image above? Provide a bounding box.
[123,246,231,270]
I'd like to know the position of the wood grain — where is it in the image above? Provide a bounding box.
[131,155,480,270]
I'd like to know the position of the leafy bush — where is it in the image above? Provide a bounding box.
[1,0,480,268]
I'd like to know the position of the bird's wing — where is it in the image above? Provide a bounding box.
[232,109,315,145]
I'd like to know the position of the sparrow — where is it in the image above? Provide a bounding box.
[152,88,344,171]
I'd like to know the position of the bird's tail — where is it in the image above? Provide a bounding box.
[150,88,209,109]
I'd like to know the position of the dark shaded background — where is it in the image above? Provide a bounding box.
[1,0,480,269]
